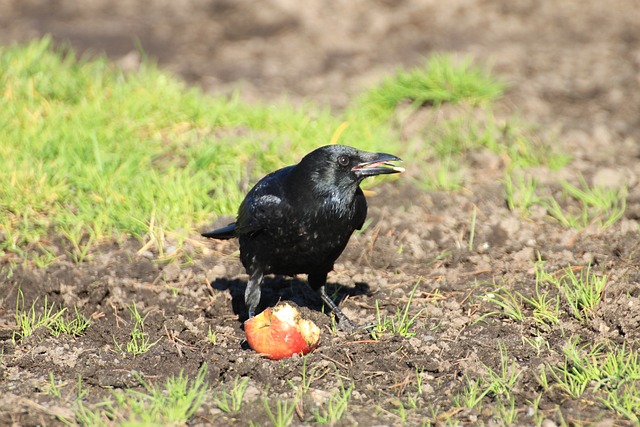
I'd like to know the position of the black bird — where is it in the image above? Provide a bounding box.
[202,145,404,330]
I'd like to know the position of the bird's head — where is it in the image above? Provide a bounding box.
[294,145,404,196]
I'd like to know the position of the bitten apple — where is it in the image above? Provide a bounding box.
[244,303,321,360]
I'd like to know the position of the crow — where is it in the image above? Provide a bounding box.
[202,144,404,331]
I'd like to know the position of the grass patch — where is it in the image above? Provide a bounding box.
[481,343,522,398]
[49,306,91,337]
[371,279,425,339]
[75,365,208,426]
[452,376,491,410]
[113,303,160,356]
[543,338,640,423]
[538,263,607,322]
[478,273,561,329]
[403,107,570,190]
[261,397,297,427]
[0,37,394,265]
[46,372,63,398]
[478,260,603,332]
[13,289,90,341]
[0,38,565,265]
[312,382,354,425]
[214,376,250,414]
[478,285,525,323]
[543,178,627,229]
[504,173,541,215]
[353,54,505,122]
[505,173,627,230]
[521,281,561,327]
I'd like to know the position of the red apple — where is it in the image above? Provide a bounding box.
[244,303,321,360]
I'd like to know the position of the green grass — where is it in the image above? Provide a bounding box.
[262,397,297,427]
[49,306,91,337]
[207,325,217,345]
[113,303,160,356]
[604,380,640,423]
[538,263,607,322]
[468,260,638,422]
[478,285,525,323]
[46,372,63,398]
[504,173,541,215]
[402,107,570,190]
[13,290,65,342]
[12,289,90,341]
[523,290,561,327]
[543,177,627,229]
[214,376,250,414]
[452,375,491,410]
[370,279,425,339]
[0,41,534,265]
[352,54,505,122]
[481,343,522,398]
[505,173,627,230]
[479,275,561,329]
[312,382,353,425]
[0,37,395,265]
[479,258,606,328]
[287,356,315,402]
[542,338,640,422]
[75,365,209,426]
[450,343,523,425]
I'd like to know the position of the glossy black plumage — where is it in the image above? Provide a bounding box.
[202,144,403,330]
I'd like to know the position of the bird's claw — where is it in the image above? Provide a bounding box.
[351,322,377,334]
[337,318,375,334]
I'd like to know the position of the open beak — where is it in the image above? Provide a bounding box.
[352,153,405,177]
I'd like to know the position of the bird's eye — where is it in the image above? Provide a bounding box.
[337,155,350,166]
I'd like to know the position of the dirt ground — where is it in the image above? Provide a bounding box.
[2,0,640,425]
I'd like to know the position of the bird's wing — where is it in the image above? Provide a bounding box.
[354,187,368,230]
[234,168,291,236]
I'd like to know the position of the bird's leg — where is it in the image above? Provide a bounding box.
[320,286,358,332]
[245,266,264,318]
[309,272,357,332]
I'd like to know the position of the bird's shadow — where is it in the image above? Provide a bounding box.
[210,276,371,322]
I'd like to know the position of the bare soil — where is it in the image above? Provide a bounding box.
[2,0,640,425]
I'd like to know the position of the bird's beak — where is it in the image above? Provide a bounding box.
[352,153,405,177]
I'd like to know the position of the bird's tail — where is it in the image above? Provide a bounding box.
[201,223,236,240]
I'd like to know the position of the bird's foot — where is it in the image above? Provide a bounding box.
[335,317,376,334]
[337,317,358,333]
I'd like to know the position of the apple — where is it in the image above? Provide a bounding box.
[244,303,321,360]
